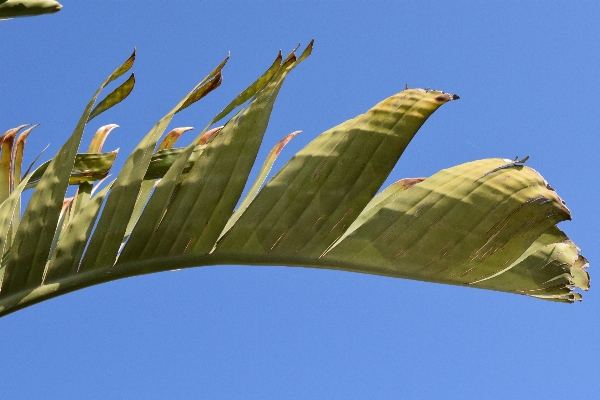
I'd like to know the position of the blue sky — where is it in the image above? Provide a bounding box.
[2,1,599,399]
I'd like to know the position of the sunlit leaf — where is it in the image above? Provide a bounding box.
[0,43,588,318]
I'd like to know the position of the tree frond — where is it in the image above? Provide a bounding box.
[0,43,588,317]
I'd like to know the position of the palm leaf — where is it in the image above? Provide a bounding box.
[0,0,62,18]
[0,43,588,317]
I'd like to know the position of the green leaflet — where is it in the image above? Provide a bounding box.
[24,151,118,189]
[44,197,73,273]
[143,146,204,180]
[175,71,222,114]
[322,158,582,299]
[89,74,135,121]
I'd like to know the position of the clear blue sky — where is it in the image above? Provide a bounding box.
[2,1,599,399]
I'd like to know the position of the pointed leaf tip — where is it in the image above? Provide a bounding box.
[197,126,223,145]
[176,70,223,114]
[405,88,459,102]
[157,127,194,151]
[88,124,119,153]
[106,48,136,85]
[299,39,314,60]
[215,130,302,245]
[90,73,135,121]
[431,92,459,102]
[271,130,301,159]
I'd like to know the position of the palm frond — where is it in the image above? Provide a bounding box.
[0,41,588,317]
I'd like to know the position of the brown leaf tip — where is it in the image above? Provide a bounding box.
[410,88,459,102]
[434,93,460,102]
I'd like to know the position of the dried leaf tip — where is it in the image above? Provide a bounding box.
[272,131,302,157]
[88,124,119,153]
[157,127,194,151]
[433,93,460,102]
[412,88,459,102]
[197,126,224,145]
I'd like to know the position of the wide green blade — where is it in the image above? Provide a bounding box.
[472,242,582,302]
[320,158,577,298]
[215,89,458,258]
[329,177,426,250]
